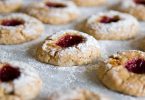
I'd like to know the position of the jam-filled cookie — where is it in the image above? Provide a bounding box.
[25,0,79,24]
[36,30,100,66]
[97,50,145,96]
[81,11,139,40]
[48,88,107,100]
[0,0,22,13]
[0,60,42,100]
[118,0,145,21]
[0,13,44,45]
[72,0,106,7]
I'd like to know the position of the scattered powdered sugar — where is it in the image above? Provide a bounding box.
[0,0,144,100]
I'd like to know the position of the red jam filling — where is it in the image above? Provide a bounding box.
[100,16,120,23]
[1,19,24,26]
[134,0,145,5]
[56,34,85,48]
[0,64,20,82]
[125,58,145,74]
[46,2,66,8]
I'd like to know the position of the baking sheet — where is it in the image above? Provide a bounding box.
[1,0,145,100]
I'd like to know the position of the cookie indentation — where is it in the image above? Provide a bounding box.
[100,15,120,23]
[1,19,24,26]
[125,58,145,74]
[0,64,20,82]
[56,34,85,48]
[134,0,145,5]
[46,2,66,8]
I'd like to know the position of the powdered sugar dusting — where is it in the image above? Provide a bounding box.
[86,10,139,34]
[0,0,144,100]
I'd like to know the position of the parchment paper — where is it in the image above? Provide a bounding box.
[0,0,145,100]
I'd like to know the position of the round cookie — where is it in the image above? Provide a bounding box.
[48,88,107,100]
[0,13,44,45]
[72,0,106,6]
[118,0,145,21]
[0,60,42,100]
[97,50,145,96]
[0,0,22,13]
[25,0,79,24]
[81,11,139,40]
[36,30,100,66]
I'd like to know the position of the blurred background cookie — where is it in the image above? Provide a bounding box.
[117,0,145,21]
[0,0,23,13]
[0,13,44,45]
[24,0,80,24]
[48,88,108,100]
[72,0,106,7]
[80,11,139,40]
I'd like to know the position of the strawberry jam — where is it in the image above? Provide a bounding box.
[1,19,24,26]
[125,58,145,74]
[0,64,20,82]
[46,2,66,8]
[56,34,84,48]
[100,16,120,23]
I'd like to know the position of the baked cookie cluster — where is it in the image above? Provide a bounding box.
[0,0,145,99]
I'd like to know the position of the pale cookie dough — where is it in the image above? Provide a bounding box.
[81,11,139,40]
[25,0,79,24]
[0,60,42,100]
[36,30,100,66]
[0,13,44,45]
[0,0,23,13]
[97,50,145,96]
[117,0,145,21]
[140,37,145,50]
[73,0,106,6]
[48,88,107,100]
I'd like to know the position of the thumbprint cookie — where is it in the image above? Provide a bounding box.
[97,50,145,96]
[118,0,145,20]
[81,11,139,40]
[36,30,100,66]
[25,0,79,24]
[0,0,22,13]
[48,88,107,100]
[72,0,106,7]
[0,13,44,45]
[0,60,42,100]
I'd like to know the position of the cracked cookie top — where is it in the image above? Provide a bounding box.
[36,30,100,66]
[106,50,145,72]
[42,30,100,52]
[97,50,145,96]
